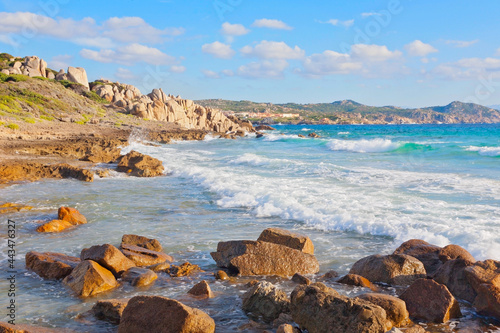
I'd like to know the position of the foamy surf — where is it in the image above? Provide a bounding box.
[327,138,400,153]
[465,145,500,157]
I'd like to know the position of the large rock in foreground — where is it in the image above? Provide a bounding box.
[25,251,80,279]
[357,293,410,328]
[118,296,215,333]
[116,151,164,177]
[257,228,314,255]
[63,260,118,297]
[290,283,391,333]
[464,259,500,319]
[399,278,461,323]
[432,258,477,303]
[349,254,426,285]
[211,240,319,276]
[120,243,173,267]
[242,281,290,323]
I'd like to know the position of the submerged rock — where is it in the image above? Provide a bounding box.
[211,240,319,277]
[188,280,213,298]
[36,219,75,233]
[92,299,129,324]
[122,267,157,287]
[118,296,215,333]
[116,151,164,177]
[242,281,290,323]
[63,260,118,297]
[399,278,461,323]
[25,251,80,279]
[121,234,163,252]
[58,207,87,225]
[349,254,426,285]
[168,262,202,277]
[290,282,391,333]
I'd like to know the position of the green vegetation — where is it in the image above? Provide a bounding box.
[0,53,13,62]
[40,115,54,121]
[34,76,50,81]
[6,123,19,130]
[23,117,36,123]
[84,90,108,104]
[0,73,28,83]
[75,113,92,125]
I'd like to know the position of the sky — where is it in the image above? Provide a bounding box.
[0,0,499,108]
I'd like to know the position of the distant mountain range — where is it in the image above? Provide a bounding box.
[196,99,500,124]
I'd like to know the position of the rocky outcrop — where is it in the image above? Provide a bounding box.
[118,296,215,333]
[211,240,319,276]
[257,228,314,255]
[432,259,477,303]
[399,278,461,323]
[116,150,164,177]
[122,267,158,287]
[121,234,162,252]
[290,283,391,333]
[36,206,88,233]
[350,254,426,285]
[92,299,129,324]
[0,162,94,184]
[242,281,290,323]
[80,244,136,277]
[464,260,500,319]
[25,251,80,280]
[188,280,213,298]
[357,293,410,328]
[63,260,119,297]
[67,67,89,90]
[120,243,173,266]
[36,219,75,232]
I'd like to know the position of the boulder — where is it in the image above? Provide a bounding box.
[473,283,500,319]
[118,296,215,333]
[63,260,119,297]
[92,299,129,324]
[168,262,202,277]
[211,240,319,277]
[338,274,378,291]
[320,270,339,280]
[148,262,171,272]
[393,239,441,275]
[116,151,164,177]
[464,260,500,292]
[55,69,67,81]
[290,283,391,333]
[399,278,461,323]
[257,228,314,255]
[215,270,230,280]
[255,125,276,131]
[121,267,157,287]
[81,244,136,277]
[58,207,87,225]
[188,280,213,298]
[120,243,173,267]
[308,132,320,138]
[0,321,74,332]
[357,293,410,327]
[277,324,300,333]
[36,219,75,232]
[291,273,311,285]
[438,245,475,263]
[25,251,80,279]
[67,66,89,90]
[242,281,290,323]
[349,254,426,285]
[121,234,162,252]
[432,259,477,302]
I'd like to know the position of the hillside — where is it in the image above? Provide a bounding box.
[197,99,500,124]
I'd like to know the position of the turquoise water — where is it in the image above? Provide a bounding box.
[1,124,499,331]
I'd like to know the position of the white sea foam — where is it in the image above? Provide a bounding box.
[262,133,300,141]
[327,138,400,153]
[230,153,270,166]
[338,131,350,135]
[465,146,500,157]
[301,128,312,131]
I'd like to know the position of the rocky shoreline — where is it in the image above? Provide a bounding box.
[0,214,499,332]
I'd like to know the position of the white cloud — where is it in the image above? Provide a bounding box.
[221,22,249,36]
[115,67,137,80]
[302,51,362,76]
[202,69,220,79]
[221,69,234,76]
[237,60,289,78]
[351,44,402,62]
[240,41,305,59]
[361,12,381,17]
[324,19,354,28]
[170,65,186,73]
[0,34,19,47]
[0,12,183,45]
[252,19,293,30]
[202,41,235,59]
[496,48,500,56]
[432,57,500,80]
[445,39,479,48]
[405,40,438,57]
[49,54,73,70]
[80,43,176,65]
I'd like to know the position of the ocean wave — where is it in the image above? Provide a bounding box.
[327,138,400,153]
[262,133,302,141]
[230,153,270,166]
[465,146,500,157]
[338,131,350,135]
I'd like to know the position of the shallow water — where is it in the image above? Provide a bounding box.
[1,124,499,332]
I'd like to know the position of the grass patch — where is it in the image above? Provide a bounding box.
[23,117,36,124]
[84,90,108,104]
[0,74,28,82]
[75,113,92,125]
[0,53,13,62]
[34,76,49,81]
[6,123,19,130]
[40,115,54,121]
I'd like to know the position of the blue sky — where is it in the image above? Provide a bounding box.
[1,0,499,107]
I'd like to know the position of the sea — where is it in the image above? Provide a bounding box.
[1,124,499,332]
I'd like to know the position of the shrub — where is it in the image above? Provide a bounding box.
[23,117,36,124]
[40,115,54,121]
[6,123,19,130]
[5,74,28,82]
[84,90,108,104]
